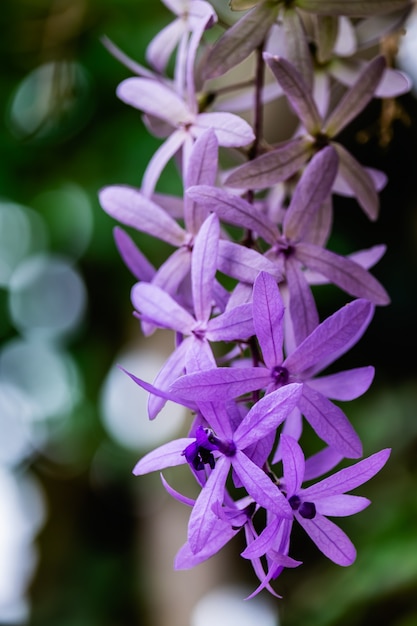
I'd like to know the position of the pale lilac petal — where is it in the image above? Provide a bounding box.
[175,521,240,568]
[225,137,312,189]
[141,130,188,197]
[330,58,411,97]
[333,141,380,220]
[284,298,374,375]
[207,303,254,342]
[187,185,279,244]
[192,213,219,322]
[131,282,195,333]
[285,257,319,346]
[184,128,218,232]
[152,246,191,295]
[302,448,391,500]
[192,112,255,147]
[146,19,185,72]
[295,241,390,304]
[316,494,370,516]
[132,438,193,475]
[241,515,281,559]
[160,473,195,507]
[323,56,386,137]
[233,451,292,518]
[334,16,357,56]
[234,383,302,448]
[170,366,270,401]
[299,385,363,458]
[152,192,184,219]
[120,362,195,412]
[304,195,333,246]
[284,146,338,240]
[296,512,356,566]
[100,36,156,78]
[307,366,375,401]
[113,227,155,281]
[264,53,322,134]
[99,185,187,246]
[253,271,284,368]
[279,434,305,497]
[116,77,192,125]
[305,244,386,284]
[148,338,193,418]
[188,456,231,553]
[203,1,279,79]
[218,240,282,284]
[304,446,343,481]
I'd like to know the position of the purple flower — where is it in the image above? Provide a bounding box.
[171,271,376,457]
[225,54,388,220]
[243,435,390,566]
[133,383,302,553]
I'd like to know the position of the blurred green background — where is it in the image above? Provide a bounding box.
[1,1,417,625]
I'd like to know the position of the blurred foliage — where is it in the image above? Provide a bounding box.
[0,1,417,625]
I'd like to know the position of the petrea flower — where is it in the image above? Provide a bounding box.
[130,213,254,417]
[116,71,255,197]
[226,54,388,220]
[187,147,389,345]
[243,435,391,567]
[171,271,375,457]
[133,383,302,553]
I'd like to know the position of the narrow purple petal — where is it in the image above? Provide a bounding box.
[184,128,218,232]
[234,383,302,448]
[284,298,374,375]
[299,385,363,458]
[188,456,231,553]
[307,366,375,401]
[233,451,292,518]
[141,130,188,197]
[113,227,155,282]
[192,213,219,322]
[225,137,312,190]
[316,494,370,517]
[253,271,284,369]
[187,185,279,244]
[280,434,305,497]
[295,241,390,304]
[170,366,270,401]
[283,146,338,241]
[323,56,386,137]
[334,142,380,221]
[218,240,282,284]
[283,8,314,88]
[131,282,196,333]
[116,77,191,125]
[264,54,322,134]
[296,512,356,566]
[207,303,255,342]
[99,185,187,246]
[132,438,193,475]
[302,448,391,500]
[285,257,320,346]
[203,1,279,79]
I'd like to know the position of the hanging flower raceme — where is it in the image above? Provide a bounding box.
[99,0,405,599]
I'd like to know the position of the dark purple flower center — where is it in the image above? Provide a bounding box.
[182,426,236,471]
[271,365,289,387]
[288,494,316,519]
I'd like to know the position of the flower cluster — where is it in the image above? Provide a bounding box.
[99,0,412,597]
